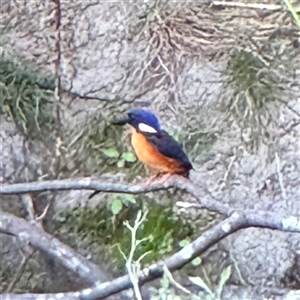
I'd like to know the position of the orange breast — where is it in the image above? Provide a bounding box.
[131,130,186,174]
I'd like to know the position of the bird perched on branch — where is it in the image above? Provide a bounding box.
[113,109,193,182]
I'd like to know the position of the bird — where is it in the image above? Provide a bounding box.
[113,109,193,182]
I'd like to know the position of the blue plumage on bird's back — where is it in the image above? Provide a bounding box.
[113,108,193,178]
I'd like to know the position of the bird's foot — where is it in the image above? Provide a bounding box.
[143,175,158,186]
[143,173,171,186]
[156,173,171,184]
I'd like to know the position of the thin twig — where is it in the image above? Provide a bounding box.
[222,152,237,183]
[275,152,287,200]
[123,209,149,300]
[35,196,54,222]
[212,1,281,10]
[163,264,192,295]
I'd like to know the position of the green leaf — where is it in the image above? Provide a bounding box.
[121,152,136,162]
[117,158,125,168]
[122,194,136,205]
[191,257,202,266]
[188,276,214,297]
[102,148,119,158]
[216,265,232,299]
[111,199,123,215]
[179,239,190,248]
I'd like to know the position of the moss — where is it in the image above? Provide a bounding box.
[225,49,280,148]
[227,50,276,108]
[0,58,56,141]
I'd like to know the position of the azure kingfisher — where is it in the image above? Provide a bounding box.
[113,109,193,180]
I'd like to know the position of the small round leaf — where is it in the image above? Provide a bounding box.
[111,199,123,215]
[117,159,125,168]
[179,239,190,248]
[102,148,119,158]
[121,152,136,162]
[191,257,202,266]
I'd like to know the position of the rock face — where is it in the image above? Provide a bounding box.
[1,0,300,296]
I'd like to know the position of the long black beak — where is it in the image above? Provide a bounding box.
[111,117,130,126]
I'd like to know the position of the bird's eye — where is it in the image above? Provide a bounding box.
[128,112,134,118]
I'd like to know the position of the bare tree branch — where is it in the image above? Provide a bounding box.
[3,287,299,300]
[2,211,300,300]
[0,175,232,215]
[0,211,111,285]
[1,175,299,299]
[1,176,300,224]
[211,1,282,10]
[0,176,165,194]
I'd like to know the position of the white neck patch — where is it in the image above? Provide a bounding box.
[138,123,157,133]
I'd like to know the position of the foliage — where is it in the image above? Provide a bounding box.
[102,148,120,158]
[0,58,56,141]
[151,264,232,300]
[60,196,194,271]
[188,265,232,299]
[116,151,137,168]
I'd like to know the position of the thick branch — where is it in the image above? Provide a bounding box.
[0,211,111,285]
[2,211,300,300]
[3,289,300,300]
